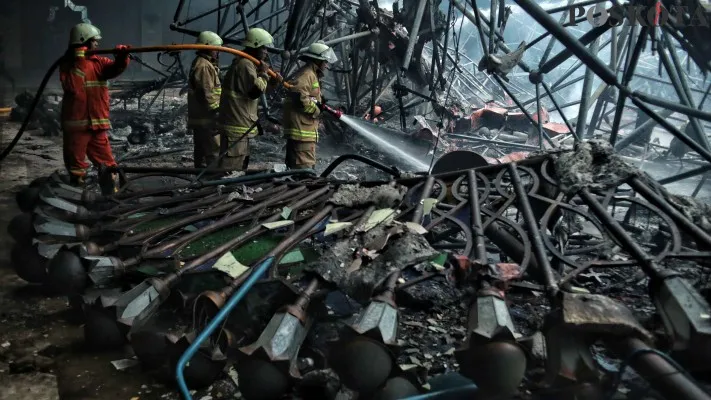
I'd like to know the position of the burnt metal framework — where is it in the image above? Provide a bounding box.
[163,0,711,197]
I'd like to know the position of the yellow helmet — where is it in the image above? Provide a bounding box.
[243,28,273,49]
[197,31,223,46]
[69,23,102,46]
[301,41,338,63]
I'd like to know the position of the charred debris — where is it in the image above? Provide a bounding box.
[8,142,711,400]
[6,0,711,399]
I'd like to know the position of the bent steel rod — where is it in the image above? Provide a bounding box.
[467,170,486,263]
[492,75,557,148]
[510,0,711,166]
[657,38,710,150]
[658,164,711,185]
[508,163,558,297]
[628,177,711,248]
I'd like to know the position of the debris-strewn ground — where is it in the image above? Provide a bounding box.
[0,119,241,399]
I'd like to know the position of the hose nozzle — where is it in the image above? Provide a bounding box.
[316,102,342,119]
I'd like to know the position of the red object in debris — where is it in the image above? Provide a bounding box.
[542,122,570,136]
[364,105,382,122]
[470,107,507,130]
[495,263,522,281]
[482,152,530,165]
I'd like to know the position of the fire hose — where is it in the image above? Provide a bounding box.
[0,44,292,163]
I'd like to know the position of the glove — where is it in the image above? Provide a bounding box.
[269,72,283,84]
[115,45,131,60]
[257,61,269,77]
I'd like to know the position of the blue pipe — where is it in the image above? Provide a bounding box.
[176,257,276,399]
[403,384,479,400]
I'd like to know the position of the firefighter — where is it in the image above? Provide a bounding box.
[218,28,278,171]
[188,31,223,168]
[59,23,130,188]
[282,41,337,170]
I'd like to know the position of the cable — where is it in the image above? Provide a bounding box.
[0,57,62,162]
[605,347,698,400]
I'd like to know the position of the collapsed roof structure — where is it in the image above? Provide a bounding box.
[6,0,711,399]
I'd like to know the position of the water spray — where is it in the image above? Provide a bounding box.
[317,102,431,172]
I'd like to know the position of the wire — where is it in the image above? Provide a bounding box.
[605,347,698,400]
[0,57,62,162]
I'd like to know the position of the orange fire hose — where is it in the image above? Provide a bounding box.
[0,44,292,162]
[88,44,292,88]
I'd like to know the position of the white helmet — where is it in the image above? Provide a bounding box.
[243,28,273,49]
[197,31,223,46]
[69,23,102,46]
[301,41,338,63]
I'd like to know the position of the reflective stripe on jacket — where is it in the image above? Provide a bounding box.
[282,63,321,142]
[59,47,129,132]
[188,54,222,128]
[218,57,266,138]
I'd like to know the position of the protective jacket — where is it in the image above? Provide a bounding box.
[188,54,221,128]
[59,47,129,132]
[282,63,321,142]
[218,56,267,138]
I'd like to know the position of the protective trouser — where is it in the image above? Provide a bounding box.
[285,139,316,169]
[192,127,220,168]
[63,129,116,184]
[219,132,250,171]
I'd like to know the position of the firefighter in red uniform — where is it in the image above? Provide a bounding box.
[59,23,130,187]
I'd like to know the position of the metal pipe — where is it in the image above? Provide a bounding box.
[628,177,711,248]
[613,109,674,152]
[467,0,488,59]
[178,0,241,26]
[539,0,575,67]
[535,83,544,149]
[630,96,711,166]
[659,33,710,151]
[488,0,496,54]
[575,23,603,139]
[541,81,578,142]
[438,1,454,89]
[609,27,648,146]
[579,188,664,278]
[402,0,428,71]
[412,176,436,224]
[658,164,711,185]
[539,24,611,76]
[467,170,486,263]
[492,75,557,148]
[508,163,557,297]
[370,39,380,123]
[297,29,376,53]
[511,0,618,85]
[443,133,539,151]
[228,8,291,37]
[611,338,711,400]
[633,92,711,124]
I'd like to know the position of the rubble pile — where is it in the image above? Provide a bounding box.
[5,149,711,399]
[10,91,61,137]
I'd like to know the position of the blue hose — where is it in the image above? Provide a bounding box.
[403,384,479,400]
[176,257,275,399]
